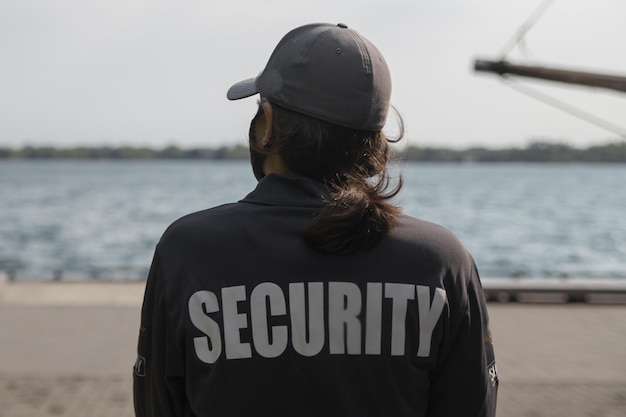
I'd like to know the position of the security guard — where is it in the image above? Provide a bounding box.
[134,23,498,417]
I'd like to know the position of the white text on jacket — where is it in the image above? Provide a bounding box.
[188,282,447,363]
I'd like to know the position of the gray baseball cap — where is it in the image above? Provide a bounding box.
[227,23,392,131]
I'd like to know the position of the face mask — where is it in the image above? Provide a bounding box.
[248,106,267,181]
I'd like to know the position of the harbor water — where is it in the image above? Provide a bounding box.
[1,160,625,281]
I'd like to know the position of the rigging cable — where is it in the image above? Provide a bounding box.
[504,79,626,139]
[496,0,626,139]
[498,0,556,60]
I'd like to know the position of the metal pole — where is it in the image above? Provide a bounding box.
[474,59,626,93]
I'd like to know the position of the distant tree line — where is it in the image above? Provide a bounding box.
[399,141,626,163]
[1,141,625,162]
[0,144,251,160]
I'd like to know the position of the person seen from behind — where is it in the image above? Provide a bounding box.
[134,22,498,417]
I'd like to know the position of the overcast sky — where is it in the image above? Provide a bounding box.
[2,0,625,150]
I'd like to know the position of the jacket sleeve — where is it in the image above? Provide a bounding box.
[133,250,186,417]
[427,264,498,417]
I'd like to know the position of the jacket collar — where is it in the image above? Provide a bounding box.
[240,174,329,208]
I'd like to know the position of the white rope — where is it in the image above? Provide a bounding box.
[499,0,556,60]
[505,79,626,139]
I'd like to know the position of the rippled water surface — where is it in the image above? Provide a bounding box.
[1,160,624,280]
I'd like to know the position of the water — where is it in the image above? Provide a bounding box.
[1,160,625,281]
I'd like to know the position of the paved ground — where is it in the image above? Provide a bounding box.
[1,280,625,417]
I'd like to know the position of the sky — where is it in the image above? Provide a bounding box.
[2,0,625,150]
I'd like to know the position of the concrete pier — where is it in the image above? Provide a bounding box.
[1,279,625,417]
[482,277,626,303]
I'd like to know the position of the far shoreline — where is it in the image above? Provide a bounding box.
[2,140,626,163]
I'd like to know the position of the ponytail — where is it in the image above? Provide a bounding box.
[304,173,403,255]
[262,102,404,255]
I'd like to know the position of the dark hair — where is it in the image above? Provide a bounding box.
[255,101,404,255]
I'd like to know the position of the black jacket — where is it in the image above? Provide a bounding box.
[134,174,498,417]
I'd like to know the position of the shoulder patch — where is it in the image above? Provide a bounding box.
[134,355,146,377]
[488,361,498,387]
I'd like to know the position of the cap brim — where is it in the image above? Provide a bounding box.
[227,77,259,100]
